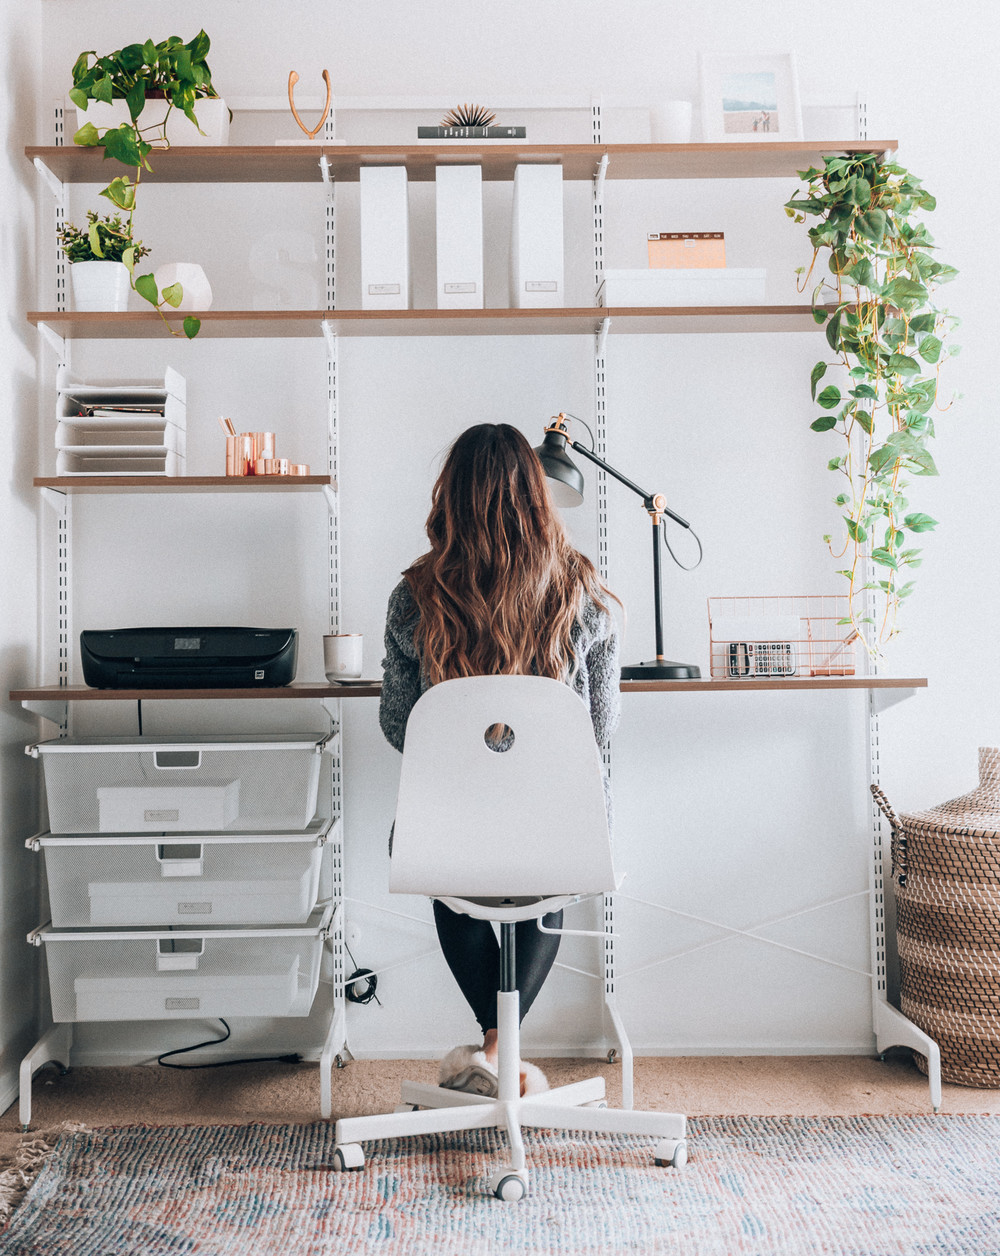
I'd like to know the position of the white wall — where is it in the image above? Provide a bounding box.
[22,0,999,1067]
[0,0,43,1110]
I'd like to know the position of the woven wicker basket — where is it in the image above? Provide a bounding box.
[872,748,1000,1088]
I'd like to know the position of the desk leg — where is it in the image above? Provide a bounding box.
[20,1023,73,1131]
[603,893,634,1110]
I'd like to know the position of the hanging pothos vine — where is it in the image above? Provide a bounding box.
[784,153,958,657]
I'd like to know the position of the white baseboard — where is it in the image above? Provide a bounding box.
[0,1071,20,1121]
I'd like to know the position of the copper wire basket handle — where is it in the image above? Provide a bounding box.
[870,782,907,886]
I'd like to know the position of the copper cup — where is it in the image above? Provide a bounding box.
[289,463,310,476]
[229,434,254,476]
[258,457,290,476]
[240,432,276,473]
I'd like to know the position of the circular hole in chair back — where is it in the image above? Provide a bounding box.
[484,722,515,753]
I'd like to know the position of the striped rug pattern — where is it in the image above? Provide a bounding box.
[1,1114,997,1255]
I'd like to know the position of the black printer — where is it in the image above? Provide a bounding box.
[80,627,298,688]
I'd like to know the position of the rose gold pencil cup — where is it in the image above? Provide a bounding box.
[289,464,310,476]
[257,457,289,476]
[228,434,254,475]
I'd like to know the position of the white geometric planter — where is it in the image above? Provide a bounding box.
[153,263,213,310]
[70,261,131,312]
[73,96,230,147]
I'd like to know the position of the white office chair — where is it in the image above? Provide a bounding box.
[332,674,687,1199]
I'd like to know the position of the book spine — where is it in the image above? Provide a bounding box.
[417,126,526,139]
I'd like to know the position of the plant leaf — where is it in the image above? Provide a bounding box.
[817,384,841,410]
[183,316,201,339]
[904,512,938,532]
[918,334,943,364]
[134,272,159,306]
[162,282,184,308]
[99,175,135,210]
[887,353,921,378]
[73,121,101,147]
[810,360,827,400]
[69,87,89,110]
[811,415,838,432]
[122,246,135,272]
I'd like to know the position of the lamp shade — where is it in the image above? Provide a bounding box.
[534,430,584,507]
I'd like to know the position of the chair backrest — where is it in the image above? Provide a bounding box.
[388,674,616,899]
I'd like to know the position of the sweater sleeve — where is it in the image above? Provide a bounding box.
[378,581,422,754]
[586,611,621,748]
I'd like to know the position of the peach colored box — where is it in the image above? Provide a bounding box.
[647,232,726,268]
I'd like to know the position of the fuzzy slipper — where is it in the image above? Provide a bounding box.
[520,1061,549,1096]
[438,1045,498,1097]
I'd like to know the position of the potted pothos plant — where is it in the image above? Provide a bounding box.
[69,31,226,338]
[784,152,958,657]
[57,210,150,312]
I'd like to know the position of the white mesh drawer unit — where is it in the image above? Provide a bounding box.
[27,732,335,834]
[29,818,334,927]
[30,902,332,1022]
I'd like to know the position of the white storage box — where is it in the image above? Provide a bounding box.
[29,733,333,834]
[32,820,331,926]
[360,166,410,309]
[55,367,187,476]
[597,267,766,306]
[33,902,331,1022]
[55,449,186,476]
[510,164,564,307]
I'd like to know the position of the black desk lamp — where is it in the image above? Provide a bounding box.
[535,412,701,680]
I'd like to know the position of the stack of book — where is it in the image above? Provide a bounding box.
[55,366,187,476]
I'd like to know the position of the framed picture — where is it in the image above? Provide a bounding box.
[699,53,803,142]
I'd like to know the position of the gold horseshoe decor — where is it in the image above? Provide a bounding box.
[288,69,332,140]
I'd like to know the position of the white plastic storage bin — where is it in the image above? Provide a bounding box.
[31,818,332,927]
[597,267,766,306]
[29,733,334,834]
[33,902,332,1022]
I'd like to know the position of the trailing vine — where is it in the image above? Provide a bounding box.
[785,153,958,656]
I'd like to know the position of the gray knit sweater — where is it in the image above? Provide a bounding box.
[378,578,620,839]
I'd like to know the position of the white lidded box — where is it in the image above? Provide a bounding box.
[435,165,484,309]
[360,166,410,309]
[33,902,331,1022]
[597,268,766,306]
[510,164,564,307]
[28,732,334,834]
[30,818,332,927]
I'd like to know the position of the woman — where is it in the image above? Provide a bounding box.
[379,422,620,1096]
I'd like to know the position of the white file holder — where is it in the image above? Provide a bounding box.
[360,166,411,310]
[435,165,484,309]
[510,164,564,308]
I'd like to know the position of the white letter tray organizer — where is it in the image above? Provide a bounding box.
[31,902,332,1022]
[29,818,332,927]
[28,732,333,833]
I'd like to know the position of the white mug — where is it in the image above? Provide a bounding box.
[324,633,363,679]
[650,101,693,143]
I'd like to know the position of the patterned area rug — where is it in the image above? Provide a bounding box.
[1,1115,997,1255]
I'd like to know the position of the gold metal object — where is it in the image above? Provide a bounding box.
[288,69,332,140]
[441,103,496,128]
[545,411,571,435]
[258,457,290,476]
[289,463,310,476]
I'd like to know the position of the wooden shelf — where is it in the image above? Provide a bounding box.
[29,305,829,340]
[26,141,896,186]
[10,677,926,703]
[33,475,333,494]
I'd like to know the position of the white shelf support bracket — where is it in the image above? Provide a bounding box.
[322,484,338,514]
[20,700,68,727]
[33,156,64,199]
[597,315,611,359]
[871,685,918,714]
[321,319,338,360]
[40,487,67,517]
[37,322,66,359]
[594,152,609,203]
[319,154,332,186]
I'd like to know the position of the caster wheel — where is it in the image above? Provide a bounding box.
[489,1169,528,1201]
[332,1143,364,1171]
[335,1055,347,1070]
[607,1049,617,1064]
[654,1138,688,1169]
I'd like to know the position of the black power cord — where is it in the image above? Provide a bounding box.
[344,941,381,1006]
[157,1018,301,1070]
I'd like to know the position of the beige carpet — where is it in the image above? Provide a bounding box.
[3,1051,998,1149]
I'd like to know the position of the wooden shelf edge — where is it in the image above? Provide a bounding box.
[10,677,927,702]
[33,475,334,492]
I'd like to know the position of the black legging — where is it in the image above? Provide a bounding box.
[432,899,563,1034]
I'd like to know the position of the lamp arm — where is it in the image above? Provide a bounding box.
[568,441,690,528]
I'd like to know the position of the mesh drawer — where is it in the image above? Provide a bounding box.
[35,903,331,1022]
[33,820,330,927]
[29,733,332,833]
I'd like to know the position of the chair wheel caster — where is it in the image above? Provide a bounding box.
[654,1138,688,1168]
[393,1104,419,1113]
[489,1168,528,1200]
[331,1143,364,1171]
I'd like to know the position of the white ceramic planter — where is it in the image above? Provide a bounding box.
[70,260,131,312]
[153,263,213,311]
[73,96,229,147]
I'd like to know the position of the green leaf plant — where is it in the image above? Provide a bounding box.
[69,32,224,339]
[785,153,959,657]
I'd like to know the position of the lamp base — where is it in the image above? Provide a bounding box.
[620,658,701,680]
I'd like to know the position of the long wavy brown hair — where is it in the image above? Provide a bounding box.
[404,423,617,685]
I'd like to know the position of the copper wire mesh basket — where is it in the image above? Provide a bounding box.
[707,596,857,679]
[872,748,1000,1088]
